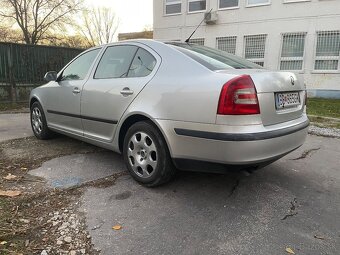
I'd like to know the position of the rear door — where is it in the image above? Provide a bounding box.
[81,44,159,142]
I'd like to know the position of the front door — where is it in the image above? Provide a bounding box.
[45,48,101,135]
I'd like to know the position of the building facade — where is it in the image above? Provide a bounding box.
[153,0,340,93]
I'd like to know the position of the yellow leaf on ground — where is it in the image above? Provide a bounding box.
[21,167,28,171]
[286,247,295,254]
[0,190,21,197]
[0,241,8,245]
[3,173,17,180]
[112,225,122,230]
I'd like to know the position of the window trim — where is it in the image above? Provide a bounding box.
[246,0,271,8]
[218,0,240,10]
[164,0,182,16]
[187,0,207,14]
[279,32,307,72]
[313,30,340,73]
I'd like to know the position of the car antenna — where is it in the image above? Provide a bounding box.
[185,8,213,43]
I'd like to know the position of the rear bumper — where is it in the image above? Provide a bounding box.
[156,115,309,165]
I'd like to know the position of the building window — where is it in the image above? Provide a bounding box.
[247,0,270,6]
[280,33,306,71]
[165,0,182,15]
[189,38,205,45]
[219,0,239,9]
[314,31,340,71]
[244,34,267,66]
[283,0,311,3]
[188,0,206,13]
[216,36,237,54]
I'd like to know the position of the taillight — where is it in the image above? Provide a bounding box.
[304,90,307,106]
[217,75,260,115]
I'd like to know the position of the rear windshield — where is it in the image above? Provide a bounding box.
[167,42,263,70]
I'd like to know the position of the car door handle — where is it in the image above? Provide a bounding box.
[120,87,134,96]
[72,87,81,94]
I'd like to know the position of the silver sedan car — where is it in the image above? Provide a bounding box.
[30,40,309,186]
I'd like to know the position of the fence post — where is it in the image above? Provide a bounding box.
[8,44,17,104]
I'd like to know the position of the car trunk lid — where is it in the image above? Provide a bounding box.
[216,69,306,126]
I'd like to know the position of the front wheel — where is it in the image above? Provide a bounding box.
[30,101,53,140]
[123,121,176,187]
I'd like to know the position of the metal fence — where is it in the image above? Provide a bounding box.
[0,42,83,103]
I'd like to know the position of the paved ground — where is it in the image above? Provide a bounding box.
[1,113,340,254]
[0,113,32,142]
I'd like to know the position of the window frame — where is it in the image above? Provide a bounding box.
[58,47,102,82]
[218,0,240,10]
[164,0,182,16]
[313,30,340,73]
[127,48,158,78]
[243,34,267,67]
[246,0,271,8]
[188,38,205,46]
[187,0,207,14]
[283,0,311,3]
[279,32,307,72]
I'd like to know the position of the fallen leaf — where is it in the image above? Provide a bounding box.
[0,241,7,245]
[3,173,17,180]
[0,190,22,197]
[314,234,325,240]
[286,247,295,254]
[21,167,28,171]
[112,225,122,230]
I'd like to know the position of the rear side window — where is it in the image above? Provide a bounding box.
[61,49,100,81]
[168,43,262,70]
[95,45,138,79]
[128,48,157,78]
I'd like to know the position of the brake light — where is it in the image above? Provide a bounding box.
[304,90,307,106]
[217,75,260,115]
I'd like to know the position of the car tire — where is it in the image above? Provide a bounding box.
[30,101,53,140]
[123,121,176,187]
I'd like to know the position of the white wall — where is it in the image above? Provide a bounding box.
[153,0,340,90]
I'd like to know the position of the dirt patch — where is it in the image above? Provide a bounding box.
[0,136,116,254]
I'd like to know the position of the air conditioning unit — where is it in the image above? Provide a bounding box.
[204,11,218,25]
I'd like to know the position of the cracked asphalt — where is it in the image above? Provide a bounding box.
[1,113,340,254]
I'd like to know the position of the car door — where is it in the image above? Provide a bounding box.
[81,44,159,142]
[44,48,101,135]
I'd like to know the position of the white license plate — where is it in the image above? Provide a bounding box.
[275,92,300,109]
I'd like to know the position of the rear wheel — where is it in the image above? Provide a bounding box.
[123,121,176,187]
[30,101,53,140]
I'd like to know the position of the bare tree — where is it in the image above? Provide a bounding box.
[79,7,119,46]
[0,0,83,45]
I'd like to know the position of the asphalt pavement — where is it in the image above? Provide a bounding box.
[1,113,339,254]
[0,113,32,142]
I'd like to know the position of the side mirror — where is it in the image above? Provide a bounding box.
[44,71,58,82]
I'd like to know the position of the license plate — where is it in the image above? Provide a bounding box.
[275,92,300,109]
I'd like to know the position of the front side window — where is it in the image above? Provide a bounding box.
[165,0,182,15]
[280,33,306,71]
[217,36,237,55]
[188,0,206,12]
[94,45,138,79]
[314,31,340,71]
[128,48,157,78]
[219,0,239,9]
[247,0,270,6]
[244,34,267,66]
[61,49,100,81]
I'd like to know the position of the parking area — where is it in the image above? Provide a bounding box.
[1,113,339,255]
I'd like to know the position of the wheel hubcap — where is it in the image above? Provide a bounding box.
[127,132,158,178]
[31,107,43,134]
